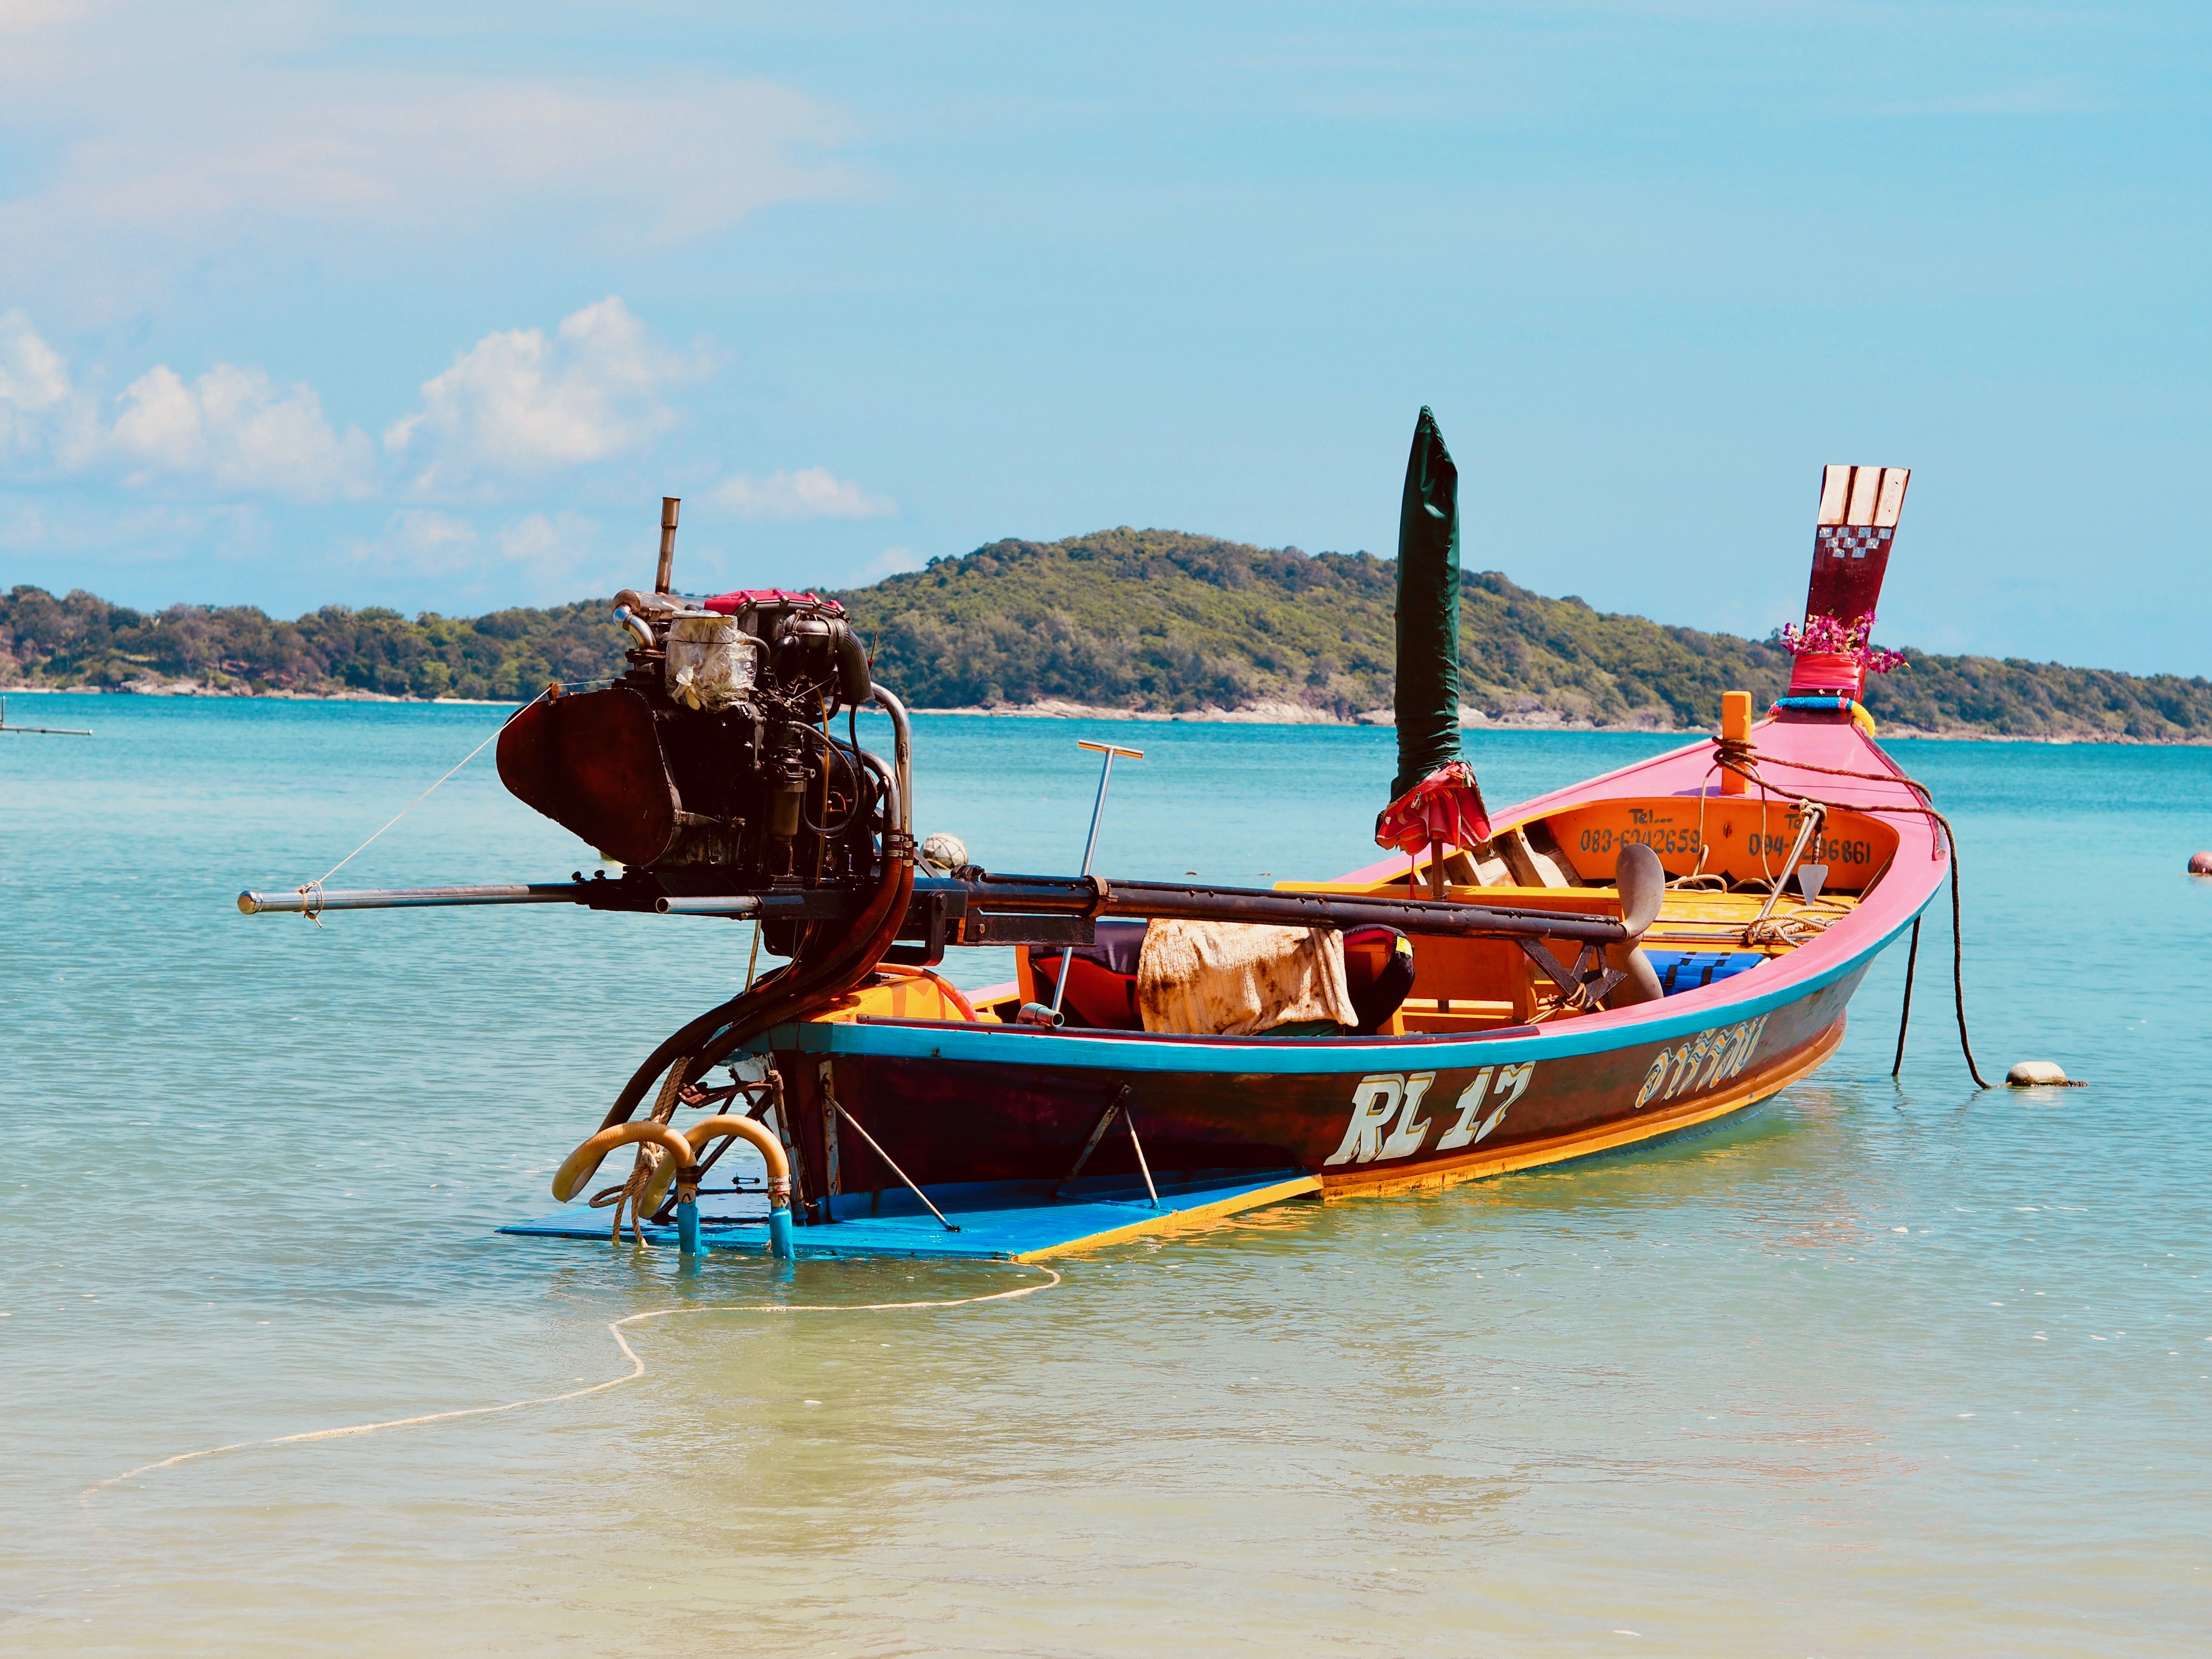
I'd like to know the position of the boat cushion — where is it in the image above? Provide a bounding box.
[1025,919,1407,1035]
[1341,925,1417,1035]
[1644,950,1767,994]
[1029,919,1151,1029]
[1136,920,1358,1037]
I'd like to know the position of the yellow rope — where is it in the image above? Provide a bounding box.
[84,1267,1062,1498]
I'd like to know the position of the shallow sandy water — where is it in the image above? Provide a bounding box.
[4,698,2207,1655]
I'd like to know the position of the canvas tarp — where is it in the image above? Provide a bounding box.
[1136,920,1357,1037]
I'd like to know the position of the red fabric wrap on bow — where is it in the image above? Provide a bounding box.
[1784,650,1865,699]
[1374,760,1492,854]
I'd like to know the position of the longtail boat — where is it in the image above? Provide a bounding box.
[240,434,1948,1262]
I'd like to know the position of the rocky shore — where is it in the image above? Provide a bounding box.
[10,678,2197,742]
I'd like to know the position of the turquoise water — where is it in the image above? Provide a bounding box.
[4,693,2209,1655]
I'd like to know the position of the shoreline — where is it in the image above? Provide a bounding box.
[902,697,2206,745]
[0,682,513,706]
[6,680,2202,744]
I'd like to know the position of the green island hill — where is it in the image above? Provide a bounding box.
[4,528,2206,742]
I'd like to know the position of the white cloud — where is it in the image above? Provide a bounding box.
[0,308,69,413]
[344,507,621,603]
[0,11,860,307]
[6,299,699,501]
[0,307,369,500]
[0,494,267,566]
[854,546,924,584]
[0,307,79,457]
[345,509,481,578]
[495,510,610,589]
[385,297,702,493]
[108,362,373,501]
[715,466,896,521]
[0,1,85,37]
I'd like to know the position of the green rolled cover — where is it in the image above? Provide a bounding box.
[1391,406,1463,800]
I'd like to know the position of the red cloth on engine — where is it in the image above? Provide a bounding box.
[701,590,839,614]
[1373,760,1491,854]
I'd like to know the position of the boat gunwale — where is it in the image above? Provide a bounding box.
[782,909,1900,1075]
[781,717,1942,1075]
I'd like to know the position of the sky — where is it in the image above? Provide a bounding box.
[0,1,2204,674]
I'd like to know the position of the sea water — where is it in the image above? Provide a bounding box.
[3,694,2208,1656]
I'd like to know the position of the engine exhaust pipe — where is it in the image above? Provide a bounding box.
[655,496,680,596]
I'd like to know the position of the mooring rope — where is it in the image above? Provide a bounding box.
[1706,737,1991,1089]
[1892,915,1922,1078]
[84,1266,1062,1499]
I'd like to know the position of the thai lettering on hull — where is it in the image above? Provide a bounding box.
[1325,1062,1533,1166]
[1633,1014,1769,1109]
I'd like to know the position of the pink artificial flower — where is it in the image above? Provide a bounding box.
[1779,611,1906,674]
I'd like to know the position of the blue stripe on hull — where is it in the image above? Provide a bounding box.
[773,902,1922,1076]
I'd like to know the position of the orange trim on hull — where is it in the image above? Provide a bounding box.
[1319,1014,1848,1198]
[1013,1174,1323,1261]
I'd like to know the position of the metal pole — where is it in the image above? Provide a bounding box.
[1124,1106,1161,1209]
[974,873,1633,944]
[654,896,765,916]
[869,683,914,837]
[0,697,92,737]
[1747,801,1826,935]
[1054,1085,1130,1199]
[830,1099,960,1233]
[240,867,1642,941]
[238,883,587,914]
[1051,740,1144,1017]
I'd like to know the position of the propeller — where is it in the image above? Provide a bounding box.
[1604,842,1669,1009]
[1615,842,1665,939]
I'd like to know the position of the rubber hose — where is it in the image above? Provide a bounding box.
[594,963,798,1132]
[603,790,913,1132]
[595,846,910,1132]
[694,861,913,1073]
[689,862,913,1082]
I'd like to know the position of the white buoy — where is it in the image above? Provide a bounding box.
[2007,1060,2070,1087]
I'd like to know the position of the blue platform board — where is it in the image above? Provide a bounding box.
[499,1167,1322,1261]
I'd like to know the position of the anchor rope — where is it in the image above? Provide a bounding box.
[1704,737,1990,1089]
[84,1266,1062,1499]
[1892,915,1922,1078]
